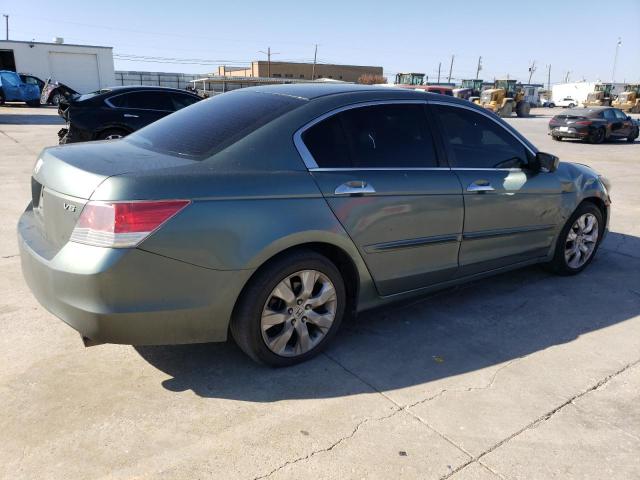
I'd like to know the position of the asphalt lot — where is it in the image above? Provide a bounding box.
[1,104,639,480]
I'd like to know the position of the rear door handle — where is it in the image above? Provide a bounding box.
[123,113,139,118]
[334,181,376,196]
[467,180,495,192]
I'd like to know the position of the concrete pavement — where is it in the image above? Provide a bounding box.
[1,105,639,479]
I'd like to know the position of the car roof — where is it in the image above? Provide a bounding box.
[237,83,468,105]
[101,85,197,94]
[561,107,610,117]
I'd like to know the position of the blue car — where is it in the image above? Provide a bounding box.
[0,70,41,106]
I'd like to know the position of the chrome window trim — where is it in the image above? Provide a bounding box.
[104,90,175,112]
[293,100,430,170]
[308,167,451,172]
[428,99,537,158]
[293,98,538,172]
[450,167,524,172]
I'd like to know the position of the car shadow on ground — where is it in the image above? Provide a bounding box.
[0,113,64,126]
[136,231,640,401]
[557,138,638,146]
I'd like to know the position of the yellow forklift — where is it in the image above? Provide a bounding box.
[612,84,640,113]
[583,83,615,107]
[474,79,530,117]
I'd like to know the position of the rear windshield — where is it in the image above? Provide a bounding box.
[126,90,304,160]
[77,89,112,102]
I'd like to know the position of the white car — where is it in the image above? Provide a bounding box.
[555,97,579,108]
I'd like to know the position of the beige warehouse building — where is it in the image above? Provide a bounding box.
[217,61,383,82]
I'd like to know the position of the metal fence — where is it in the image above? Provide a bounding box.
[115,71,205,89]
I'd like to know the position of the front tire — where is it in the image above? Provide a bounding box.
[231,250,346,367]
[546,203,603,276]
[589,128,605,144]
[516,101,531,117]
[627,127,639,143]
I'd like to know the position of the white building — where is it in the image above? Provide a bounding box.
[0,39,115,93]
[551,82,626,105]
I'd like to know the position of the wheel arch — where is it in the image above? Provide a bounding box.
[579,196,608,227]
[93,124,133,140]
[231,241,367,332]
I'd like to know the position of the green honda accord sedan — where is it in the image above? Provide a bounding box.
[18,84,611,366]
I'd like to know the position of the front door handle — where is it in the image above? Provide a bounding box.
[334,181,376,196]
[123,113,139,118]
[467,180,495,192]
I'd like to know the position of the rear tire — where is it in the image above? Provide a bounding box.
[552,135,562,141]
[545,203,603,276]
[568,103,575,108]
[0,89,5,105]
[548,103,555,108]
[50,91,65,106]
[231,250,347,367]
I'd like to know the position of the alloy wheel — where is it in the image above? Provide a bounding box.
[564,213,599,269]
[261,270,337,357]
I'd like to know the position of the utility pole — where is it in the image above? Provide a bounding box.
[311,44,318,80]
[437,62,441,83]
[612,37,622,82]
[2,14,8,41]
[475,56,482,79]
[564,71,571,83]
[546,64,551,90]
[258,47,280,78]
[447,54,455,83]
[528,60,537,84]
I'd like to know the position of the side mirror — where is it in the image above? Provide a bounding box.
[533,152,559,173]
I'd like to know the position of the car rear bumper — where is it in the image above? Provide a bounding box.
[549,127,590,139]
[18,207,252,345]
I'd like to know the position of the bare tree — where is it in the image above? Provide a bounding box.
[357,74,388,85]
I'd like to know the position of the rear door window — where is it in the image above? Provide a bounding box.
[170,93,200,111]
[603,109,617,121]
[109,91,174,111]
[302,103,439,169]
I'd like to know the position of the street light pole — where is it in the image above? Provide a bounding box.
[311,44,317,80]
[2,14,8,41]
[612,37,622,83]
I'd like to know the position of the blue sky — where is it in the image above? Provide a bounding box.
[4,0,640,84]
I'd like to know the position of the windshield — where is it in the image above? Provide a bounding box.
[126,90,304,160]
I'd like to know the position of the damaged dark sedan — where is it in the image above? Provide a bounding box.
[58,86,201,144]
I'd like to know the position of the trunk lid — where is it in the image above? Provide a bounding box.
[551,114,589,126]
[31,140,196,251]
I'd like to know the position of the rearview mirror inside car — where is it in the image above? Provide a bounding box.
[534,152,559,173]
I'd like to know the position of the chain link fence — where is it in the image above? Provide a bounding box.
[115,71,205,90]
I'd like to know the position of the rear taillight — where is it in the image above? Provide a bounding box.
[574,120,592,126]
[70,200,190,248]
